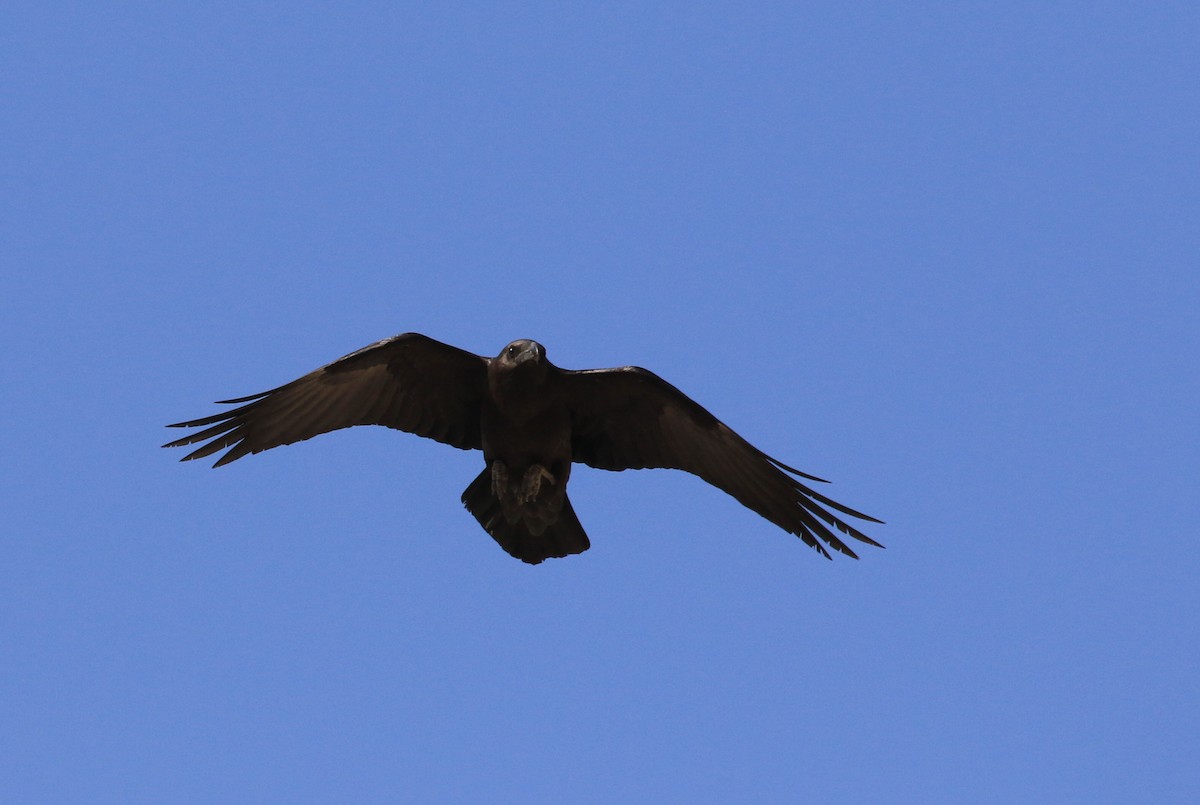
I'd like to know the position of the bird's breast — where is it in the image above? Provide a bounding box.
[480,399,572,469]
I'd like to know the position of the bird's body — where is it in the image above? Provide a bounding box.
[474,339,582,556]
[165,334,882,564]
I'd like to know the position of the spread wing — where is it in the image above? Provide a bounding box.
[562,367,883,559]
[164,333,488,467]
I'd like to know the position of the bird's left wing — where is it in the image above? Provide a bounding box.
[164,333,488,466]
[562,366,882,558]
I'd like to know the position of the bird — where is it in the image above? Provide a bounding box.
[164,333,883,564]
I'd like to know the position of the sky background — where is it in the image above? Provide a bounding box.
[2,3,1197,803]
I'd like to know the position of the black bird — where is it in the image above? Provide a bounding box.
[165,334,883,564]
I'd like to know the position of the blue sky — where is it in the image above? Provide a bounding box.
[2,3,1197,802]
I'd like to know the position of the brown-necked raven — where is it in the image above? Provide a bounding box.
[165,334,882,564]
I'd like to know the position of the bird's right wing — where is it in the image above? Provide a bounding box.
[164,333,488,466]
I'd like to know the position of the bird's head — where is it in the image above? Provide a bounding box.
[496,339,546,370]
[490,339,550,400]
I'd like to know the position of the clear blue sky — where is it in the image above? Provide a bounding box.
[3,3,1197,802]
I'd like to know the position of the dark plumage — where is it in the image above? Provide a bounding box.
[164,334,883,564]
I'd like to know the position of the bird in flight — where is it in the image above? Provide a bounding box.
[165,334,882,564]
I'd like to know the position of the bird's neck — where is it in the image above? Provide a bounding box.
[487,369,551,424]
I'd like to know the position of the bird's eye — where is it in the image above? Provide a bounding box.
[507,346,517,357]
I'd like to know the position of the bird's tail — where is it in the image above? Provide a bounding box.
[461,469,591,564]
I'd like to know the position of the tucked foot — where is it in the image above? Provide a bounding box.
[518,464,556,504]
[490,461,510,499]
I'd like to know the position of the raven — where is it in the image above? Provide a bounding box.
[165,334,882,564]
